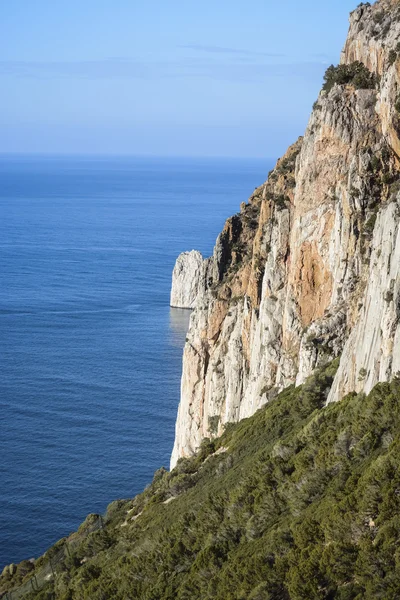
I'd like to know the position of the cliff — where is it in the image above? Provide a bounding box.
[171,0,400,467]
[170,250,205,309]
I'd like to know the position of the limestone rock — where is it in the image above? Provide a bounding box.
[170,0,400,468]
[328,199,400,403]
[170,250,204,309]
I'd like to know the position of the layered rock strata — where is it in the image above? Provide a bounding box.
[171,0,400,468]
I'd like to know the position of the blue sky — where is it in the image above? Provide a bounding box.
[1,0,358,157]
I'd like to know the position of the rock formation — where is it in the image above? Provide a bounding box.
[171,0,400,468]
[170,250,204,309]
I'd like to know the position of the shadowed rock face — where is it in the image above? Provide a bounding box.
[170,0,400,468]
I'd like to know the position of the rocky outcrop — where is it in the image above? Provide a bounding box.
[170,0,400,468]
[328,200,400,402]
[170,250,204,309]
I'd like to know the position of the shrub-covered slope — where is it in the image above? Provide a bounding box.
[4,361,400,599]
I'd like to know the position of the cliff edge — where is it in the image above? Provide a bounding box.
[171,0,400,468]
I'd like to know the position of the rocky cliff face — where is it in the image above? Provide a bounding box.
[171,0,400,468]
[170,250,205,309]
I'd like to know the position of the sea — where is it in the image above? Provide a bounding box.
[0,154,272,568]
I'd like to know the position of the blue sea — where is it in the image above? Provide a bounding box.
[0,154,272,568]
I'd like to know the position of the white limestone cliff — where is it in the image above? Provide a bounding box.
[328,200,400,402]
[170,0,400,469]
[170,250,204,309]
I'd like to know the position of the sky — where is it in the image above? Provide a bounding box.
[1,0,359,158]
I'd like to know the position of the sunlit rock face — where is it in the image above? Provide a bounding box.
[170,250,204,309]
[170,0,400,469]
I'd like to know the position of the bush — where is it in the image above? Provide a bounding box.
[384,291,394,303]
[208,415,220,435]
[359,367,367,380]
[274,195,290,210]
[323,61,377,93]
[388,49,397,66]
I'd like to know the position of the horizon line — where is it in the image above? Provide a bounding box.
[0,151,277,161]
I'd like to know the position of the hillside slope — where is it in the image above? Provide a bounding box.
[3,363,400,599]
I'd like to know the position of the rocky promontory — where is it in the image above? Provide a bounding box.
[170,250,204,309]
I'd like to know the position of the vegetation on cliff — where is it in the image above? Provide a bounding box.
[3,361,400,599]
[322,61,378,92]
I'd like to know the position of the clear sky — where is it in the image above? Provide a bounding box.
[1,0,358,157]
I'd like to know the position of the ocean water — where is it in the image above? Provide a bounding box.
[0,154,272,568]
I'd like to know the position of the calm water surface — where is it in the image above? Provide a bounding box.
[0,155,272,567]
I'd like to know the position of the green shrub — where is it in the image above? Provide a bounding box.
[323,61,377,93]
[208,415,220,435]
[384,291,394,303]
[359,367,367,380]
[390,179,400,197]
[274,195,289,210]
[373,11,384,24]
[388,49,397,66]
[369,155,381,172]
